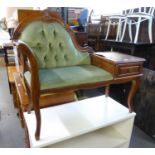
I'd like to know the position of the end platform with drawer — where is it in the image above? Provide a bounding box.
[92,51,145,112]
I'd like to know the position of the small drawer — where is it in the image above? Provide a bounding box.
[118,65,141,76]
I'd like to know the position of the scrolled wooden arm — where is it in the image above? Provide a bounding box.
[17,41,40,91]
[91,54,116,77]
[17,41,41,140]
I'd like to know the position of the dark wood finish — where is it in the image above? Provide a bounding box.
[102,40,155,53]
[101,40,155,69]
[74,32,88,47]
[94,52,145,112]
[13,11,145,140]
[87,23,101,51]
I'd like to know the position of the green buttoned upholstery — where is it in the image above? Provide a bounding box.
[24,65,113,90]
[20,20,113,91]
[20,21,90,68]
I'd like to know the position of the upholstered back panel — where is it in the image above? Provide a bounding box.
[19,21,90,68]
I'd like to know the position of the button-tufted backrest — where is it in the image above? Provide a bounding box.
[19,21,90,68]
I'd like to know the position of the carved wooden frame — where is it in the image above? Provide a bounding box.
[13,10,144,141]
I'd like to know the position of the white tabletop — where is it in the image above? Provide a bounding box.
[24,95,136,148]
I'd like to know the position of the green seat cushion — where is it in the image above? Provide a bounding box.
[24,65,113,90]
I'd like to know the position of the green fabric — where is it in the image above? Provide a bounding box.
[19,21,90,68]
[24,65,113,90]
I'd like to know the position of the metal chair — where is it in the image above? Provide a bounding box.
[105,9,133,41]
[121,7,155,43]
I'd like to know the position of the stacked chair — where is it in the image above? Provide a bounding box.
[105,9,133,41]
[121,7,155,43]
[105,7,155,43]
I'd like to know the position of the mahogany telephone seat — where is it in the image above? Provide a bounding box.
[13,11,140,141]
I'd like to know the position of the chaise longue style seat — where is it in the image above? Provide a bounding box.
[13,11,120,141]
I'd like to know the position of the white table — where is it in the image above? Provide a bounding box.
[24,95,136,148]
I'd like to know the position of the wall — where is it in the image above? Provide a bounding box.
[5,7,33,20]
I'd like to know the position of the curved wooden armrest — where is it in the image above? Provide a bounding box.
[17,41,39,88]
[17,41,41,141]
[91,54,115,77]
